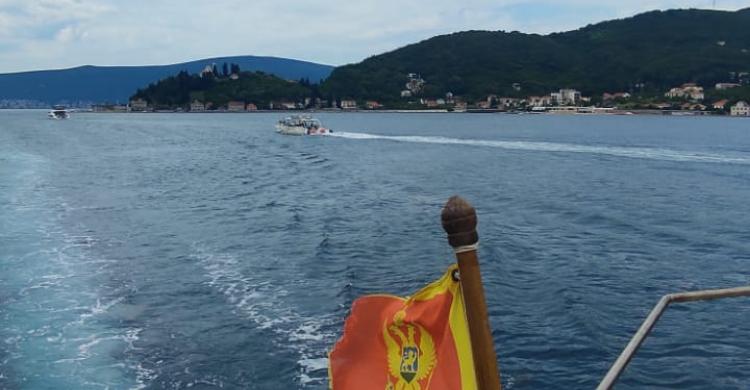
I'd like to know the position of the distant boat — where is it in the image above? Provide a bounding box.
[275,115,332,136]
[48,106,70,120]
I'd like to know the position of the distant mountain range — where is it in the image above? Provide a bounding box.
[322,8,750,102]
[0,56,334,105]
[3,8,749,108]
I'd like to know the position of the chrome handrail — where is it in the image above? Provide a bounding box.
[597,286,750,390]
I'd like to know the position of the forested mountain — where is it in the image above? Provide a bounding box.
[321,8,750,102]
[0,56,333,105]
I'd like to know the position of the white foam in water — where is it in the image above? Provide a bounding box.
[1,170,151,390]
[330,132,750,165]
[193,245,336,387]
[298,357,329,384]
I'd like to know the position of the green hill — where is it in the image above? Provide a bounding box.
[131,70,316,109]
[321,8,750,102]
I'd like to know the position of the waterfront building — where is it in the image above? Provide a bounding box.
[528,95,552,107]
[476,100,492,109]
[485,95,498,106]
[190,100,206,112]
[365,101,382,109]
[340,99,358,109]
[712,99,729,110]
[681,102,706,111]
[551,89,581,105]
[498,97,520,108]
[730,101,749,116]
[93,104,128,112]
[227,101,245,112]
[551,91,563,105]
[246,103,258,111]
[128,98,148,111]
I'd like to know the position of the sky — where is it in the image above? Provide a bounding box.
[0,0,748,73]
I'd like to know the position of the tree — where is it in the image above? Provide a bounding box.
[222,62,229,77]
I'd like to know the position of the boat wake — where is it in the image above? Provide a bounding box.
[329,132,750,165]
[192,245,338,387]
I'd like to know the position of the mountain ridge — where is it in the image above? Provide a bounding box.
[0,55,334,105]
[321,8,750,102]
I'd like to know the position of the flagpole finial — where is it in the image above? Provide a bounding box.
[441,196,478,248]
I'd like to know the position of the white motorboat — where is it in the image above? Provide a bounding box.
[275,115,332,136]
[48,108,70,119]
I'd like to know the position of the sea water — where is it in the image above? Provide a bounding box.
[1,110,749,389]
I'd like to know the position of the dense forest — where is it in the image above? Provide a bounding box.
[131,68,317,109]
[321,8,750,102]
[131,8,750,109]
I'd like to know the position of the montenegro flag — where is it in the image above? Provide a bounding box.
[329,264,476,390]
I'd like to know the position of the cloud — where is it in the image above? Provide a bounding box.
[0,0,748,73]
[54,24,89,43]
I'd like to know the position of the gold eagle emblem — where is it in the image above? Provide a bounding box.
[383,316,437,390]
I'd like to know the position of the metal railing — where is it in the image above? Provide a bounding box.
[597,286,750,390]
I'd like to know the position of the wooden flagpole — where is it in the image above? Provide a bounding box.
[441,196,502,390]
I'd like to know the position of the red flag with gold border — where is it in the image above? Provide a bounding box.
[329,264,477,390]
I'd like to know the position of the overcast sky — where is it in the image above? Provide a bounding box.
[0,0,748,73]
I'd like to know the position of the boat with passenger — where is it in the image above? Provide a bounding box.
[48,107,70,120]
[275,115,332,136]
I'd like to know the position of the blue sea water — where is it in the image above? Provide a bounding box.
[1,110,749,389]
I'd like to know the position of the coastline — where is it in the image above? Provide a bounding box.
[78,108,743,117]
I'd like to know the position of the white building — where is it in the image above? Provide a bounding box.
[716,83,741,90]
[190,100,206,112]
[528,95,552,107]
[665,83,704,101]
[551,89,581,105]
[128,98,148,112]
[340,99,358,109]
[730,101,749,116]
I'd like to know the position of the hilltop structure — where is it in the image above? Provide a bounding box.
[665,84,705,101]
